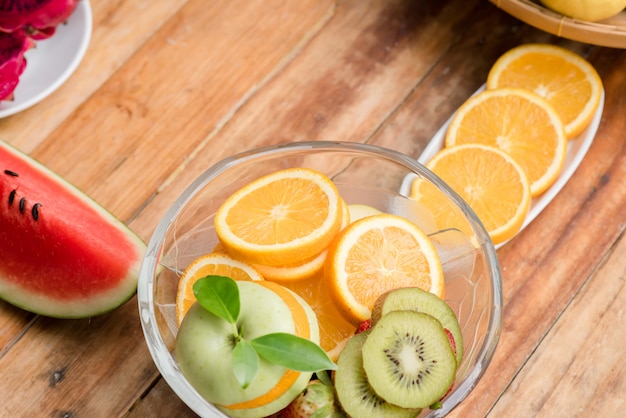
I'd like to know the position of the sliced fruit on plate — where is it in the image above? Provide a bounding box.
[444,88,567,197]
[175,252,264,325]
[214,167,344,266]
[486,43,603,138]
[0,0,80,40]
[414,144,531,245]
[0,30,34,101]
[0,140,145,318]
[325,213,444,325]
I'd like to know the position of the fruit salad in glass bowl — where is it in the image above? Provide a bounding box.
[138,141,502,417]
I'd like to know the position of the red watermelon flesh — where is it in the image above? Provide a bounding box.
[0,141,145,318]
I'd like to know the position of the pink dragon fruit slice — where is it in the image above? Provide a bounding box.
[0,30,34,101]
[0,0,79,40]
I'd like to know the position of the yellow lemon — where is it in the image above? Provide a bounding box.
[540,0,626,22]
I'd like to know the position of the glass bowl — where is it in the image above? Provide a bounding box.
[137,141,502,417]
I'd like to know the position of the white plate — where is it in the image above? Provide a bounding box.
[402,84,605,249]
[0,1,92,118]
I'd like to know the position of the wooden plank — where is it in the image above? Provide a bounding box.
[0,0,189,153]
[0,305,35,353]
[127,379,196,418]
[489,230,626,417]
[29,0,337,223]
[129,0,486,237]
[0,301,158,416]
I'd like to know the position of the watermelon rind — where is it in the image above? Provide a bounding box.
[0,140,146,318]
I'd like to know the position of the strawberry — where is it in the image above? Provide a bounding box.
[354,319,371,334]
[430,328,458,410]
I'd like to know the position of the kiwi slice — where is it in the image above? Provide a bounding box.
[372,287,464,365]
[362,310,457,409]
[334,331,420,418]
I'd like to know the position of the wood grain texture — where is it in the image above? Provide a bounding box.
[0,0,190,153]
[0,0,625,416]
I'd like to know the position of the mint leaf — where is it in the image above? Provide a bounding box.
[193,276,240,324]
[232,339,259,389]
[250,333,337,372]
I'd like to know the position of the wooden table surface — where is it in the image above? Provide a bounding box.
[1,0,625,417]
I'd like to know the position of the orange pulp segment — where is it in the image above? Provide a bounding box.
[214,168,343,266]
[325,213,444,325]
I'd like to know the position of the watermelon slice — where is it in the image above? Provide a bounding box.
[0,141,145,318]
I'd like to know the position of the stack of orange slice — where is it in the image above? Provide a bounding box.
[411,43,603,246]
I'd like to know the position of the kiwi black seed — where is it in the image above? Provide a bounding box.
[372,287,464,365]
[361,310,457,409]
[334,331,420,418]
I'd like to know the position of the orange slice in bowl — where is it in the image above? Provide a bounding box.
[445,88,567,197]
[281,273,357,361]
[253,250,328,283]
[175,253,264,325]
[249,197,350,283]
[215,168,344,267]
[325,213,444,325]
[486,43,603,138]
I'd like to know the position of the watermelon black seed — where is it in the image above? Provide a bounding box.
[19,197,26,214]
[32,203,41,221]
[8,189,16,206]
[3,169,18,177]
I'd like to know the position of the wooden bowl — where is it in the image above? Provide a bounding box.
[489,0,626,48]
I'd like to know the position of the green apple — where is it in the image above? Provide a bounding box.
[175,280,320,418]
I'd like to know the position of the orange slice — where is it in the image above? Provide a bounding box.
[253,250,328,283]
[325,213,444,325]
[421,144,531,245]
[281,273,357,361]
[175,253,264,325]
[214,168,344,266]
[250,198,350,283]
[487,43,603,138]
[409,179,475,240]
[445,88,567,197]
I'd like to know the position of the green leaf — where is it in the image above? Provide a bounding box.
[232,339,259,389]
[250,333,337,372]
[192,275,240,324]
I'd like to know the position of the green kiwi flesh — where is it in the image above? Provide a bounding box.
[362,310,457,409]
[334,331,420,418]
[372,287,464,365]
